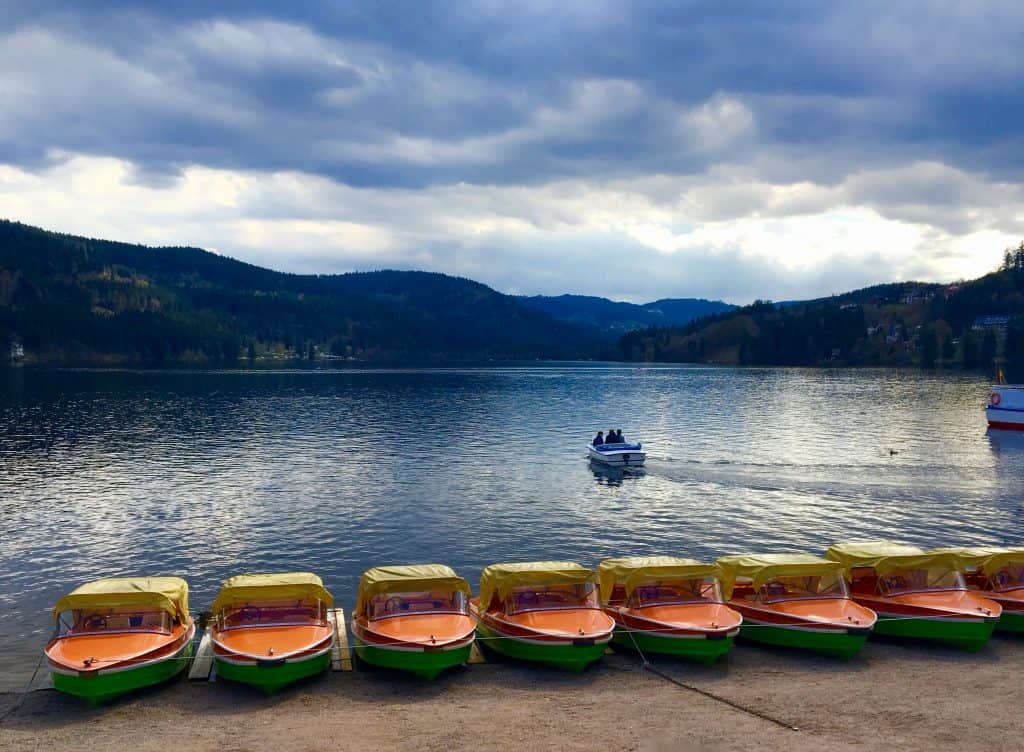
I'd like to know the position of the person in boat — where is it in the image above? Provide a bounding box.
[593,431,604,446]
[607,428,617,445]
[614,429,625,443]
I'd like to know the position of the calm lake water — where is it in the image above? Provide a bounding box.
[2,364,1022,689]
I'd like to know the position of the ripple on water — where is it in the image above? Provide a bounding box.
[1,364,1021,689]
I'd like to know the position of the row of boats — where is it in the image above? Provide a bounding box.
[45,541,1023,704]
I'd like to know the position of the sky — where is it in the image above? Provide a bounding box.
[1,2,1023,303]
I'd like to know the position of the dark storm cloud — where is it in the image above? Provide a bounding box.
[3,1,1023,187]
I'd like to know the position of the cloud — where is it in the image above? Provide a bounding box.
[2,152,1018,303]
[1,2,1023,300]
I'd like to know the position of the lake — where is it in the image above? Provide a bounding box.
[2,364,1021,690]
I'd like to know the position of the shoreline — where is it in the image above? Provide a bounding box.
[4,636,1020,751]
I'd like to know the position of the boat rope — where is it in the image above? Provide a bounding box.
[640,661,800,732]
[621,624,800,732]
[0,651,46,725]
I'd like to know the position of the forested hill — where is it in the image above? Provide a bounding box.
[620,247,1024,376]
[0,221,606,363]
[517,294,734,337]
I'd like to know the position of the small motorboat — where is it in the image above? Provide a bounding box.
[826,541,1002,651]
[46,576,195,704]
[470,561,615,673]
[588,442,646,467]
[985,383,1024,430]
[930,546,1024,633]
[598,556,742,664]
[352,564,476,680]
[717,553,876,659]
[210,572,335,693]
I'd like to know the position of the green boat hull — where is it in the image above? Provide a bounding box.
[872,615,996,651]
[737,623,867,660]
[996,611,1024,634]
[51,639,193,705]
[214,651,330,693]
[354,637,471,680]
[612,629,734,665]
[476,623,607,673]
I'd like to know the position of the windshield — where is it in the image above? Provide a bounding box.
[627,578,722,608]
[757,574,849,602]
[367,591,468,621]
[991,562,1024,591]
[218,599,328,630]
[61,608,171,636]
[877,568,965,595]
[505,583,598,614]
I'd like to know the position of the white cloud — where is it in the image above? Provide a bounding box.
[1,151,1018,302]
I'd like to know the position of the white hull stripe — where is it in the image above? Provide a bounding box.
[481,629,613,647]
[739,616,857,634]
[618,627,740,640]
[213,643,333,666]
[354,635,475,653]
[211,633,334,661]
[874,612,988,623]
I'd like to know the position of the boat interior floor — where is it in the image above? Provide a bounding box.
[48,626,188,666]
[364,613,475,642]
[215,624,333,657]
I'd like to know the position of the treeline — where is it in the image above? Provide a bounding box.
[0,221,604,364]
[620,244,1024,378]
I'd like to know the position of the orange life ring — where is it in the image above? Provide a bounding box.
[991,392,1002,406]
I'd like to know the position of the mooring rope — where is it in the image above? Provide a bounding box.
[621,622,800,732]
[0,651,46,725]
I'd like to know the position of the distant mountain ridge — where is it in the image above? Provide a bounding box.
[0,221,607,363]
[619,256,1024,375]
[517,293,734,336]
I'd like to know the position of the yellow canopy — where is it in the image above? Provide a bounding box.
[354,564,470,617]
[929,546,1024,575]
[716,553,845,599]
[597,556,721,602]
[478,561,596,612]
[210,572,333,615]
[825,541,958,575]
[53,576,190,624]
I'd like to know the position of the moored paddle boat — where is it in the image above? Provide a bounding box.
[826,541,1001,651]
[46,576,195,705]
[352,564,476,680]
[716,553,876,659]
[470,561,614,672]
[598,556,742,664]
[210,572,335,693]
[929,546,1024,633]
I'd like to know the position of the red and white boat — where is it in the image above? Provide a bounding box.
[986,383,1024,431]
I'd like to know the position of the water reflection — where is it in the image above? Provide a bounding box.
[986,428,1024,454]
[588,461,646,487]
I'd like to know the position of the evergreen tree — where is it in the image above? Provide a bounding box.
[1004,319,1024,381]
[961,330,979,369]
[941,336,955,363]
[981,329,998,373]
[920,328,939,368]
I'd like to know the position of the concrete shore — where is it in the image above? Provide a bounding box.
[3,636,1020,752]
